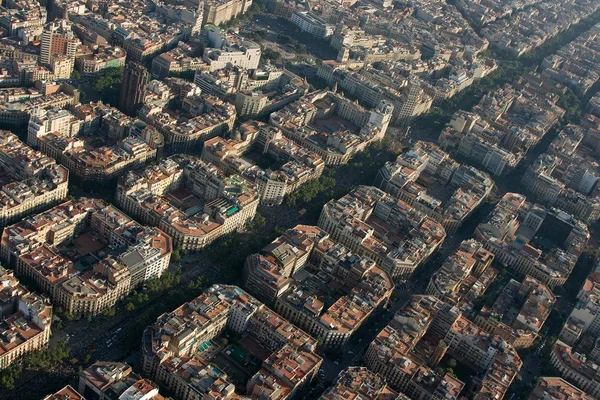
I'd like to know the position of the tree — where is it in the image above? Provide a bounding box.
[263,48,281,62]
[188,274,210,290]
[169,70,195,81]
[294,44,307,54]
[71,70,81,80]
[447,358,457,368]
[557,88,582,125]
[248,213,266,230]
[125,302,136,312]
[102,307,116,317]
[0,365,21,390]
[24,341,70,370]
[277,34,293,44]
[172,248,182,261]
[93,66,124,106]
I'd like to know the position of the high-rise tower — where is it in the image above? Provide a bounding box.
[40,20,80,66]
[120,62,148,116]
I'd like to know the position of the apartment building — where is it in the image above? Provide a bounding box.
[202,0,253,26]
[150,42,205,79]
[474,276,555,349]
[244,225,393,348]
[270,91,393,165]
[321,367,410,400]
[78,361,164,400]
[40,20,81,66]
[318,186,445,281]
[201,121,324,206]
[0,267,52,371]
[27,107,81,148]
[0,89,78,128]
[75,46,127,77]
[474,193,589,286]
[202,26,261,71]
[426,239,496,312]
[290,12,334,38]
[364,294,523,400]
[0,0,46,37]
[529,377,594,400]
[142,284,321,400]
[363,296,465,399]
[0,130,69,227]
[0,199,172,317]
[441,83,564,177]
[376,141,494,233]
[560,271,600,345]
[522,121,600,225]
[116,155,258,252]
[144,94,236,154]
[550,341,600,398]
[38,134,156,185]
[42,386,85,400]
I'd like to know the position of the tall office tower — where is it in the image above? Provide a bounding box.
[192,1,204,34]
[40,20,80,66]
[120,62,148,116]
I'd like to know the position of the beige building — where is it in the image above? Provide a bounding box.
[203,0,253,28]
[0,267,52,371]
[270,91,393,165]
[529,377,594,400]
[116,155,259,252]
[38,134,156,185]
[42,386,85,400]
[144,94,236,154]
[75,46,126,77]
[50,55,74,79]
[234,92,269,116]
[365,295,522,400]
[474,193,589,286]
[0,130,69,226]
[0,199,172,318]
[560,272,600,345]
[376,141,494,234]
[78,361,164,400]
[201,121,325,206]
[56,257,131,317]
[150,43,205,79]
[244,225,393,349]
[363,296,465,399]
[426,239,496,311]
[142,285,321,400]
[550,341,600,398]
[474,276,555,349]
[321,367,410,400]
[318,186,445,281]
